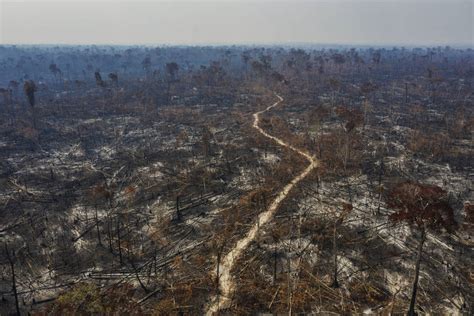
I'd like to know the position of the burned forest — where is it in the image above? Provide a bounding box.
[0,44,473,315]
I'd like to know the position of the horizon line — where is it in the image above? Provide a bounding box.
[1,41,473,49]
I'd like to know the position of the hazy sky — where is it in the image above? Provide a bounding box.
[1,0,472,46]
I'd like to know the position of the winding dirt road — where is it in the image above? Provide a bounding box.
[206,94,319,315]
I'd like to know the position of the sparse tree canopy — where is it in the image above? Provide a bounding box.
[108,72,118,85]
[166,62,179,80]
[387,181,456,232]
[94,71,105,87]
[49,63,61,76]
[386,181,456,316]
[23,80,37,107]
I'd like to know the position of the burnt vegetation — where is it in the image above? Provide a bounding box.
[0,44,473,315]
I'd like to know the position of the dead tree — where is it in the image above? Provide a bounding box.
[4,244,21,316]
[331,202,352,288]
[386,181,456,316]
[108,73,119,86]
[94,71,105,87]
[165,62,179,103]
[116,216,123,265]
[176,195,181,221]
[23,80,37,127]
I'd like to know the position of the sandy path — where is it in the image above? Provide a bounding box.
[206,94,318,315]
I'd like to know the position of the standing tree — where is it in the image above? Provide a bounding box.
[23,80,37,107]
[4,244,21,316]
[23,80,38,127]
[241,51,251,79]
[360,81,378,107]
[328,78,340,109]
[94,71,105,87]
[362,99,372,130]
[331,202,352,288]
[372,50,382,65]
[108,72,118,86]
[165,62,179,103]
[200,125,213,162]
[0,87,12,105]
[49,63,62,84]
[386,181,456,316]
[331,53,346,73]
[8,80,20,101]
[142,56,152,76]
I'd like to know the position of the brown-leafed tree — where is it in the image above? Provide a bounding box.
[463,202,474,226]
[386,181,456,316]
[23,80,37,107]
[94,71,105,87]
[23,80,38,127]
[165,62,179,103]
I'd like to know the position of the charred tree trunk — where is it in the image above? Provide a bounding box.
[129,257,149,293]
[95,206,101,246]
[405,82,409,104]
[273,245,277,285]
[107,216,113,253]
[407,228,426,316]
[117,217,123,265]
[216,250,221,289]
[176,196,181,221]
[166,81,172,104]
[331,222,339,288]
[377,157,384,214]
[5,244,21,316]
